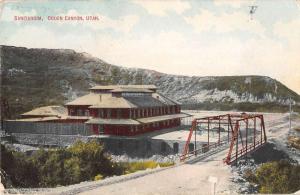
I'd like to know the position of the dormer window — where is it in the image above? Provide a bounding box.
[85,109,89,116]
[122,92,150,97]
[70,108,75,116]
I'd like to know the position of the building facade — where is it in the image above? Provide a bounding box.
[65,85,189,136]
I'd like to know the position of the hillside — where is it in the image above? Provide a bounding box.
[1,45,300,118]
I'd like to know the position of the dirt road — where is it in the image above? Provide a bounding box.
[79,149,237,195]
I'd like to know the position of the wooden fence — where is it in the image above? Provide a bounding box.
[2,121,92,136]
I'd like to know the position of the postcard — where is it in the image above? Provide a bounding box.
[1,0,300,194]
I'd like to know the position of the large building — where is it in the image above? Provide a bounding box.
[65,85,189,136]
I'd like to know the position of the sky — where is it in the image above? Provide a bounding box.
[0,0,300,94]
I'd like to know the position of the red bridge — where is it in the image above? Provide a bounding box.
[180,113,267,165]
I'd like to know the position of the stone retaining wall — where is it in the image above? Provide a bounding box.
[10,133,205,157]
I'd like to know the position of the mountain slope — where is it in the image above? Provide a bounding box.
[1,45,299,118]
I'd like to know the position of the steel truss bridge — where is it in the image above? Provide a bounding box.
[180,113,267,165]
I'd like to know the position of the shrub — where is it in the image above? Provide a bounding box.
[1,145,39,188]
[63,157,81,185]
[0,141,125,188]
[159,162,175,167]
[1,142,175,188]
[67,140,124,178]
[121,161,174,174]
[94,174,103,181]
[247,160,300,194]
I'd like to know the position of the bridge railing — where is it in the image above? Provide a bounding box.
[223,139,266,164]
[180,138,229,161]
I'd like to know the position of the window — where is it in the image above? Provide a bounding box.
[189,143,194,152]
[147,141,151,151]
[99,109,104,118]
[118,141,123,150]
[173,143,179,153]
[77,109,83,116]
[107,109,111,118]
[85,109,89,116]
[135,140,139,150]
[99,125,104,134]
[70,108,75,116]
[202,144,209,153]
[161,142,167,153]
[122,92,151,97]
[117,109,121,118]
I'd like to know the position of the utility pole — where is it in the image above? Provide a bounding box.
[249,5,258,20]
[194,124,197,156]
[289,97,292,131]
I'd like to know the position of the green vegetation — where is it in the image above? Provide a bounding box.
[0,141,174,188]
[244,160,300,194]
[1,141,123,188]
[121,161,174,174]
[94,174,103,181]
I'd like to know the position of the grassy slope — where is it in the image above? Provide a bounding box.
[1,45,299,119]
